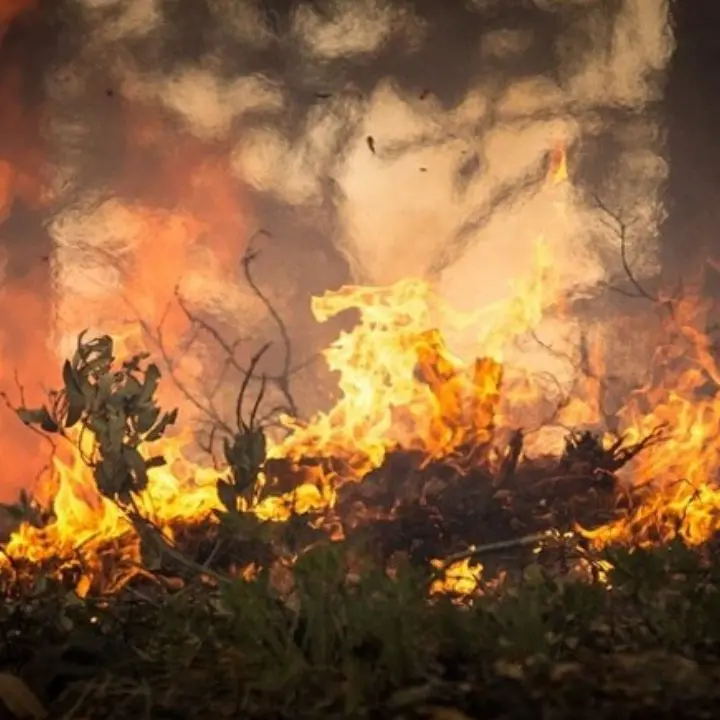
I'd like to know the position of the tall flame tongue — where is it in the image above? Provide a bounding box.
[274,280,504,474]
[271,235,556,481]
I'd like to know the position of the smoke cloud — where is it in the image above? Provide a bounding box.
[0,0,674,498]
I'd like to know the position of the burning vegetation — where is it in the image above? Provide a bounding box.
[0,3,716,715]
[0,145,720,717]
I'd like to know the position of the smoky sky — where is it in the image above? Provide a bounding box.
[0,0,678,498]
[36,0,672,301]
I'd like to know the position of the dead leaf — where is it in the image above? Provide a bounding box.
[425,707,474,720]
[160,575,185,591]
[0,674,47,719]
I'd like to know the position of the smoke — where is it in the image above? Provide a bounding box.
[0,0,674,499]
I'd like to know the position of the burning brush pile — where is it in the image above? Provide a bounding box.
[1,239,720,717]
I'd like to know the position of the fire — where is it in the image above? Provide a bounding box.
[273,279,503,472]
[581,295,720,547]
[0,229,562,587]
[429,555,485,601]
[2,424,224,592]
[2,135,720,598]
[269,230,562,504]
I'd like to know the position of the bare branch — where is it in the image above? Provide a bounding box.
[236,343,270,431]
[589,192,658,304]
[242,233,299,416]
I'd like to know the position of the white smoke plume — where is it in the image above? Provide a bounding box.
[42,0,673,422]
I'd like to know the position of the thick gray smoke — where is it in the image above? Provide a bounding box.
[43,0,673,430]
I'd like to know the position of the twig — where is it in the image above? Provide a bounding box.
[438,532,550,570]
[236,343,270,430]
[0,389,57,451]
[241,236,299,414]
[128,297,235,438]
[590,192,656,302]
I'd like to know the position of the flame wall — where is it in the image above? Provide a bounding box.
[0,0,674,500]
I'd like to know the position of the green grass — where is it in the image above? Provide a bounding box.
[2,537,720,719]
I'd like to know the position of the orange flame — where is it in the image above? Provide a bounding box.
[2,134,720,599]
[581,295,720,547]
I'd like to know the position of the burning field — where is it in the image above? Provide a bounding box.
[2,1,720,719]
[1,177,720,717]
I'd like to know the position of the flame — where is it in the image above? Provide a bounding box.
[429,555,485,601]
[547,140,568,185]
[0,229,561,588]
[2,135,720,599]
[0,138,573,590]
[581,294,720,547]
[271,231,561,495]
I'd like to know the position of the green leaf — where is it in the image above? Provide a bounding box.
[71,329,90,369]
[61,359,88,422]
[64,400,84,428]
[84,356,112,378]
[16,406,59,433]
[121,446,148,492]
[94,458,123,497]
[86,416,107,439]
[135,404,161,434]
[144,455,166,469]
[222,436,234,466]
[144,408,178,442]
[117,375,143,401]
[249,428,267,467]
[106,412,127,453]
[138,363,161,405]
[1,503,28,521]
[92,334,114,359]
[62,358,80,391]
[61,361,90,426]
[216,479,237,512]
[230,465,255,494]
[93,373,114,409]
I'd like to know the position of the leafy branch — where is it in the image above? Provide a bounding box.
[14,332,177,502]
